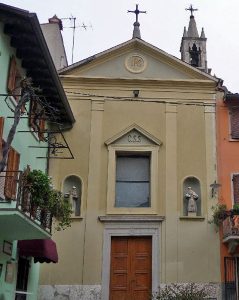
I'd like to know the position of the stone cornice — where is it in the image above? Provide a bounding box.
[98,215,165,223]
[60,76,217,90]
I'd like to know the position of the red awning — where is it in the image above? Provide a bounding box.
[18,239,58,263]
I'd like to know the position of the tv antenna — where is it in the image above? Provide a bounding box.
[61,16,93,64]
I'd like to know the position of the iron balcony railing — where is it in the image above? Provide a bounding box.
[0,170,52,233]
[223,215,239,240]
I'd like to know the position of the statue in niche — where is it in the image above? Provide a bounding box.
[185,187,198,213]
[71,186,78,214]
[64,186,78,214]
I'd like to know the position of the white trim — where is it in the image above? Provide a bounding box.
[99,215,164,222]
[105,123,162,146]
[101,222,160,300]
[15,291,33,295]
[106,145,159,214]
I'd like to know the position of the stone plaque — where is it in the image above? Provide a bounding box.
[125,54,146,73]
[114,129,153,145]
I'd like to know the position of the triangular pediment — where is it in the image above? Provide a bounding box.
[60,39,217,83]
[105,124,162,146]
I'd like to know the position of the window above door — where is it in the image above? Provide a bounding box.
[105,124,161,214]
[115,152,151,208]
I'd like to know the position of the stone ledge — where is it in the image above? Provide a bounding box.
[179,216,205,221]
[98,215,165,223]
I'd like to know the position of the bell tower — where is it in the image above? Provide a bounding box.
[180,5,210,73]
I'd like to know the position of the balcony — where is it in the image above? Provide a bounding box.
[0,170,53,240]
[223,214,239,253]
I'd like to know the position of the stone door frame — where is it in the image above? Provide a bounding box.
[101,221,160,300]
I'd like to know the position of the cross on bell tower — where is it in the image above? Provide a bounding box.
[128,4,146,39]
[180,5,210,73]
[185,4,198,17]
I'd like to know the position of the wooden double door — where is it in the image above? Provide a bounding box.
[110,236,152,300]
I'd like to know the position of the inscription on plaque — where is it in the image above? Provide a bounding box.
[128,134,141,143]
[125,54,146,73]
[114,129,152,145]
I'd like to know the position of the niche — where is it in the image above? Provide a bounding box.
[183,177,201,216]
[63,175,82,217]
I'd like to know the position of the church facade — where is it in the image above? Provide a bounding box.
[39,10,222,300]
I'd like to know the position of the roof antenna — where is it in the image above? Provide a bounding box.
[61,16,93,64]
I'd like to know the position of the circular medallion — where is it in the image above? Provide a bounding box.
[125,54,147,73]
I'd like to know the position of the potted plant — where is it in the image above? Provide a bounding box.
[48,189,72,231]
[26,169,72,231]
[209,203,227,228]
[26,169,52,207]
[233,203,239,214]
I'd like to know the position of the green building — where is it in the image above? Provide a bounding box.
[0,4,74,299]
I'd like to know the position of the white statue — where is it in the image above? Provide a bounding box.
[185,187,198,213]
[64,186,79,215]
[71,186,78,213]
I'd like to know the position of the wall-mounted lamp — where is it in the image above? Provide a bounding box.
[133,90,139,98]
[210,181,221,198]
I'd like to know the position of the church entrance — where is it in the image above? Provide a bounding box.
[109,236,152,300]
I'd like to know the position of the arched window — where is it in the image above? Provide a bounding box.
[63,175,82,216]
[189,43,201,67]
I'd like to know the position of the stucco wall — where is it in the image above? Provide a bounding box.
[0,21,47,300]
[40,41,221,298]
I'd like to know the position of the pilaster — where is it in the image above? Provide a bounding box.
[164,103,178,282]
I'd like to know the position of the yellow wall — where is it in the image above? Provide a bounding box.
[40,44,221,287]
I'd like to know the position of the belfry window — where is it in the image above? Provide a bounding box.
[189,43,201,67]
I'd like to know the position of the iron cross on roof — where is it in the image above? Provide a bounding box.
[185,4,198,16]
[128,4,146,23]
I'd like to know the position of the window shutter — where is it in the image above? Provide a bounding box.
[29,100,45,141]
[29,100,36,129]
[233,174,239,204]
[0,117,4,161]
[38,117,45,141]
[230,108,239,139]
[4,148,20,199]
[7,56,17,93]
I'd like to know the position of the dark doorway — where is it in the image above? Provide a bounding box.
[15,257,30,300]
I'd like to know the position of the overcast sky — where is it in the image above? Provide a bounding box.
[1,0,239,92]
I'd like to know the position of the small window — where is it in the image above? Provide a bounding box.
[115,153,150,208]
[232,174,239,204]
[230,107,239,139]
